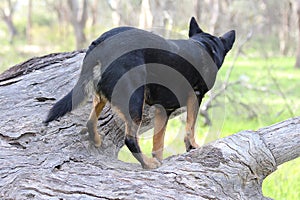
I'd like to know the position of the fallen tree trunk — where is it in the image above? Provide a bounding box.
[0,51,299,199]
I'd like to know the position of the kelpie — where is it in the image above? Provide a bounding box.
[45,17,235,169]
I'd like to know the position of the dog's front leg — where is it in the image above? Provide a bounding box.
[152,106,169,161]
[184,92,200,151]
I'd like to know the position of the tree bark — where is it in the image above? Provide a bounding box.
[0,52,299,199]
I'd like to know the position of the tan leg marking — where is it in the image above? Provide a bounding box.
[141,155,162,169]
[152,106,169,161]
[124,119,161,169]
[184,92,200,151]
[86,95,106,147]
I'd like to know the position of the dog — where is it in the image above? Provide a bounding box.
[45,17,235,169]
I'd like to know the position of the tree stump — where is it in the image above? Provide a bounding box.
[1,51,299,199]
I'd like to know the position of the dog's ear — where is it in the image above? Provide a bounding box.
[220,30,236,52]
[189,17,203,37]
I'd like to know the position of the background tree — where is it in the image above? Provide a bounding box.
[45,0,71,39]
[295,0,300,68]
[26,0,32,44]
[90,0,98,26]
[139,0,152,29]
[279,1,292,55]
[0,0,18,44]
[66,0,88,49]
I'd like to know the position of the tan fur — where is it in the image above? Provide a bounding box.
[152,107,169,161]
[184,92,200,150]
[86,95,106,147]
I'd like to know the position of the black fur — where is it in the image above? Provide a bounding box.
[86,27,134,55]
[189,17,203,37]
[44,90,73,124]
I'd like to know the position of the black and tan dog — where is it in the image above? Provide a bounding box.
[45,17,235,169]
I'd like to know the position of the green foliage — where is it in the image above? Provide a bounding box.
[263,159,300,200]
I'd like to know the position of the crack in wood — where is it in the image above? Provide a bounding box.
[35,97,56,102]
[8,141,27,149]
[0,78,22,86]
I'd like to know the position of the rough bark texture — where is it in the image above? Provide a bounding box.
[0,51,299,199]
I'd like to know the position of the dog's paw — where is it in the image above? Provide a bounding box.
[184,138,199,152]
[186,144,199,152]
[90,132,102,147]
[80,127,102,147]
[152,152,163,162]
[142,157,162,169]
[79,127,88,135]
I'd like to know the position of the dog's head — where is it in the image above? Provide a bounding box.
[188,17,235,69]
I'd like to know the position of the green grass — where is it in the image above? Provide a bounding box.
[263,159,300,200]
[119,56,300,199]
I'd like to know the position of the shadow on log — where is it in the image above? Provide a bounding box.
[0,51,299,199]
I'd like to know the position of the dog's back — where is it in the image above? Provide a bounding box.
[88,28,218,106]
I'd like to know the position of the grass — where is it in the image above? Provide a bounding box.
[263,159,300,200]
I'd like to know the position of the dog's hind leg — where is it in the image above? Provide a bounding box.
[184,91,200,152]
[152,106,169,161]
[125,120,162,169]
[85,95,106,147]
[123,88,161,169]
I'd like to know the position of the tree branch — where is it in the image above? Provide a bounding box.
[0,51,298,199]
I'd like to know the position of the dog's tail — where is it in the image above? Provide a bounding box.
[44,54,96,124]
[44,80,91,124]
[44,89,74,124]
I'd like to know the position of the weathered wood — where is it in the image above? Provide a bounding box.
[0,52,299,199]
